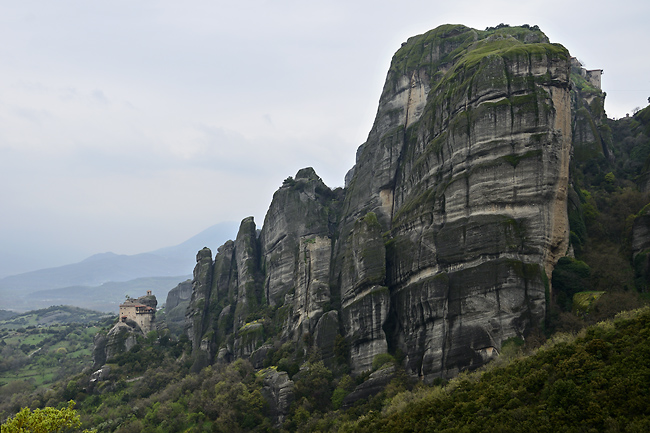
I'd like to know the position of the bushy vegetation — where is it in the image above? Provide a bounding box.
[337,307,650,432]
[548,102,650,334]
[1,400,92,433]
[6,305,649,432]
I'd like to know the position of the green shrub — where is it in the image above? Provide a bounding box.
[372,353,395,371]
[552,257,591,311]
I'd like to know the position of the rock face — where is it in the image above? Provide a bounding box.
[165,280,193,316]
[163,279,193,334]
[103,321,141,360]
[185,171,342,366]
[340,212,390,374]
[261,369,294,426]
[569,57,611,168]
[184,24,572,381]
[92,333,109,369]
[342,366,395,408]
[347,24,572,379]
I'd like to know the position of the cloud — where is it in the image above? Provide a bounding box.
[92,89,109,105]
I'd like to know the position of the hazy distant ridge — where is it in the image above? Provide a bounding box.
[0,222,237,293]
[0,221,238,312]
[0,252,186,293]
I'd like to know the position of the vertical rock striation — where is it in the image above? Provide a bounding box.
[259,168,339,341]
[340,212,389,374]
[339,24,571,379]
[164,279,193,333]
[183,24,573,382]
[184,169,343,365]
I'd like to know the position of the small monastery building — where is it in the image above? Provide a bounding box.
[119,290,156,333]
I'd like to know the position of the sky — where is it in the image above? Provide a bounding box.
[1,0,649,277]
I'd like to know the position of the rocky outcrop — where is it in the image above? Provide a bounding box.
[89,365,111,383]
[342,366,395,408]
[629,107,650,192]
[186,247,213,355]
[259,168,340,342]
[184,170,343,366]
[93,293,158,366]
[233,217,264,330]
[92,333,108,369]
[570,57,612,167]
[260,369,294,426]
[339,24,571,379]
[103,321,140,360]
[183,24,573,382]
[165,280,192,317]
[313,310,340,366]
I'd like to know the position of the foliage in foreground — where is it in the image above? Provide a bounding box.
[1,400,92,433]
[340,307,650,433]
[6,306,650,432]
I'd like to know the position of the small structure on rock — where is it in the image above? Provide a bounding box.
[119,290,157,333]
[92,291,158,369]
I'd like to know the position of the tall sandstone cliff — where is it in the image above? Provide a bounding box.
[184,24,573,381]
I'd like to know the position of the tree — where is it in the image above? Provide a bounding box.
[1,401,93,432]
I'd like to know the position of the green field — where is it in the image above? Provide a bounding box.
[0,306,114,391]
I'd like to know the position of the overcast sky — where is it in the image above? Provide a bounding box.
[1,0,649,277]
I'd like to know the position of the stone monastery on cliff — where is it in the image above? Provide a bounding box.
[119,290,156,333]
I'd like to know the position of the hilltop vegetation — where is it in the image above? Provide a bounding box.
[0,310,17,321]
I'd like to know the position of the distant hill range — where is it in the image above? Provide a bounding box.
[0,222,238,313]
[0,305,112,328]
[0,309,18,321]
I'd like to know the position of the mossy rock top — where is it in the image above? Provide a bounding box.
[389,24,565,87]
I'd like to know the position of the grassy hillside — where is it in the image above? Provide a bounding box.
[0,307,114,417]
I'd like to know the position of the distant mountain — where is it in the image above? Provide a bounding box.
[0,309,18,320]
[0,221,238,312]
[0,221,238,294]
[0,252,185,294]
[4,276,189,313]
[151,222,240,262]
